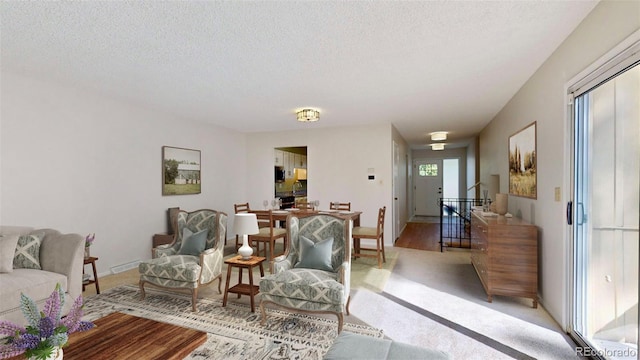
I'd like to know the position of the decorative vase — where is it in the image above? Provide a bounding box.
[237,234,253,260]
[84,247,90,259]
[495,193,508,215]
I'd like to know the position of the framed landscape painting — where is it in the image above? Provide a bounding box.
[508,122,537,199]
[162,146,201,195]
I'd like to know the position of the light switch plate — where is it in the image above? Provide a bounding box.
[554,187,561,202]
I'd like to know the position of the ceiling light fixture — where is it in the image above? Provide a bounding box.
[296,109,320,122]
[431,132,447,141]
[431,143,445,151]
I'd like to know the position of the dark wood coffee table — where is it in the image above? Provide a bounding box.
[64,312,207,359]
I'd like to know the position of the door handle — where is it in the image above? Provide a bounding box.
[566,201,572,225]
[576,202,585,225]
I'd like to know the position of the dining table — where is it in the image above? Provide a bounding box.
[270,209,362,227]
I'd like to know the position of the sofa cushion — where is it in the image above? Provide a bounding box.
[138,255,201,282]
[0,269,68,314]
[0,226,34,237]
[0,235,19,273]
[323,331,451,360]
[260,268,344,305]
[13,233,44,270]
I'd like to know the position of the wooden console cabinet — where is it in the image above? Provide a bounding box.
[470,211,538,308]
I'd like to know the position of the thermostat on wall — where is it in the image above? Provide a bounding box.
[368,175,375,180]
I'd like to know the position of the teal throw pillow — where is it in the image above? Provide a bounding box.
[179,228,208,256]
[294,236,334,271]
[13,233,44,270]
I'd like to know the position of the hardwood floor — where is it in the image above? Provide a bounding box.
[395,221,471,252]
[395,222,441,251]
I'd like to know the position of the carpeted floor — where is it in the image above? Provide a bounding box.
[83,285,383,360]
[84,244,581,359]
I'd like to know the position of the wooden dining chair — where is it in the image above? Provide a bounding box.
[234,202,251,248]
[295,199,314,210]
[330,202,351,211]
[352,206,386,268]
[249,210,287,262]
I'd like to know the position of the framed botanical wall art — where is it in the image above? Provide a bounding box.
[162,146,201,195]
[508,122,537,199]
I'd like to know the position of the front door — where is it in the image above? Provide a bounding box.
[414,159,442,216]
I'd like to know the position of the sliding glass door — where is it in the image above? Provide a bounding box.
[570,50,639,359]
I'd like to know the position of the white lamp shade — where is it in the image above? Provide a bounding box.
[431,143,445,151]
[233,213,259,235]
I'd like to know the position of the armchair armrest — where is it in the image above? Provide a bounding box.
[198,247,223,284]
[272,255,294,274]
[336,260,351,301]
[152,245,177,258]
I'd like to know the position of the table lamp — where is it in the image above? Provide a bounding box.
[233,213,259,259]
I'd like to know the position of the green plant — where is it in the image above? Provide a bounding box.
[0,284,94,359]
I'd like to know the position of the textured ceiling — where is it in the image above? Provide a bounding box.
[1,1,598,149]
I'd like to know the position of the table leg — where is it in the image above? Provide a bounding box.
[248,265,255,312]
[91,260,100,294]
[237,268,243,299]
[259,262,264,277]
[222,264,232,307]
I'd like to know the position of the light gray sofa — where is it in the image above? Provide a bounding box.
[0,226,85,325]
[323,332,451,360]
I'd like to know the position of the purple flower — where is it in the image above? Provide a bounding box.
[38,317,55,339]
[43,285,64,322]
[14,333,39,350]
[85,233,95,247]
[0,321,26,336]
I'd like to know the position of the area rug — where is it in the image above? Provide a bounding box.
[82,285,383,359]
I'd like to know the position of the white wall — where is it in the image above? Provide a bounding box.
[245,123,394,245]
[478,0,640,328]
[1,71,246,275]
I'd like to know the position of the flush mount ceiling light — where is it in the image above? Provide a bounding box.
[296,109,320,122]
[431,143,445,151]
[431,132,447,141]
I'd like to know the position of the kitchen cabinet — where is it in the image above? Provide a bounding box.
[470,211,538,308]
[274,150,284,166]
[284,152,295,179]
[293,154,307,169]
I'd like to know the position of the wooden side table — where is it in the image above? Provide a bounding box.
[82,256,100,294]
[222,255,265,312]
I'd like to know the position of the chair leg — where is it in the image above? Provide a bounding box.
[217,276,222,293]
[337,313,344,333]
[377,236,383,269]
[139,280,146,300]
[191,288,198,312]
[381,236,386,263]
[259,301,268,326]
[345,295,351,315]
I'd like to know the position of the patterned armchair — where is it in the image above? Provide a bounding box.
[259,213,351,332]
[139,209,227,311]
